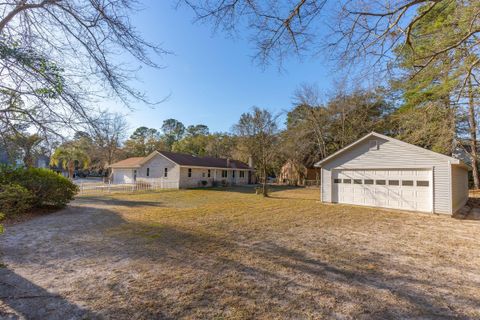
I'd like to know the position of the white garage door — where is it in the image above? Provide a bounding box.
[113,169,134,184]
[332,169,432,212]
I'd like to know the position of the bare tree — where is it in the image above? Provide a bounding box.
[234,107,279,196]
[0,0,168,139]
[467,75,479,188]
[89,112,129,167]
[182,0,479,76]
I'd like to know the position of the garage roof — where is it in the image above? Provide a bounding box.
[109,157,145,168]
[314,132,470,169]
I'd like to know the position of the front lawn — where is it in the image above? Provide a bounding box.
[1,187,479,319]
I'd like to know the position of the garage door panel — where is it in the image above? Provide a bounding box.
[332,169,431,212]
[114,169,133,184]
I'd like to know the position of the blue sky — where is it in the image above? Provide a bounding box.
[108,0,338,134]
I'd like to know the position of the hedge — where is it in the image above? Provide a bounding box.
[0,166,79,218]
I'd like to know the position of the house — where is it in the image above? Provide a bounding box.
[315,132,470,214]
[109,151,255,188]
[0,148,9,165]
[279,160,319,185]
[34,155,50,169]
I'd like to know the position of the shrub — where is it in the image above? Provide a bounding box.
[0,184,34,217]
[0,166,78,209]
[0,213,4,234]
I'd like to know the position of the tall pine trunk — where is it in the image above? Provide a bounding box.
[468,75,479,189]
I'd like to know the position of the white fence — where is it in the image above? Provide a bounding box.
[78,178,179,195]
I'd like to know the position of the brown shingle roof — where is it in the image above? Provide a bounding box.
[109,152,252,170]
[159,151,251,169]
[109,157,145,168]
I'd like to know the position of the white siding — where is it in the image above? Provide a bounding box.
[451,165,469,213]
[321,168,331,202]
[138,153,180,181]
[321,136,453,214]
[179,167,250,188]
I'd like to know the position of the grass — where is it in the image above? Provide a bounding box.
[2,186,480,319]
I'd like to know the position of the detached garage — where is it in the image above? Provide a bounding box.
[315,132,470,215]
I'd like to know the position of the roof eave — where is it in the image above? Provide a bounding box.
[109,165,142,169]
[314,131,468,167]
[177,164,253,170]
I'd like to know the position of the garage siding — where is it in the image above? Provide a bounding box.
[321,136,452,214]
[321,168,331,203]
[451,165,469,213]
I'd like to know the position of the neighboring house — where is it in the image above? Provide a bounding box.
[34,155,50,168]
[315,132,470,215]
[0,149,50,168]
[0,148,9,165]
[109,151,255,188]
[279,160,319,185]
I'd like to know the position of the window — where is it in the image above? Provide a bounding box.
[402,180,414,186]
[164,168,168,178]
[232,170,235,178]
[334,178,341,183]
[146,168,150,177]
[208,169,211,178]
[369,140,379,151]
[343,179,352,184]
[240,171,245,178]
[417,180,429,187]
[202,172,205,177]
[376,180,386,185]
[222,170,227,178]
[188,168,192,177]
[354,179,362,184]
[364,179,374,185]
[388,180,399,186]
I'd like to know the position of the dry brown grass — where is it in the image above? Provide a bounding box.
[1,186,480,319]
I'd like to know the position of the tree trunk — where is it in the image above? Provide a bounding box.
[468,75,479,189]
[262,165,268,197]
[23,152,33,168]
[68,161,75,180]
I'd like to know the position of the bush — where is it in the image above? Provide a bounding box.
[0,166,78,209]
[0,184,34,217]
[0,213,4,234]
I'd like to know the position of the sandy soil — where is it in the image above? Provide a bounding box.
[1,187,479,319]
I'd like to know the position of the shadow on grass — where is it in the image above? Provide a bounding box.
[107,222,479,318]
[198,184,307,195]
[74,196,166,208]
[2,202,478,318]
[0,268,97,319]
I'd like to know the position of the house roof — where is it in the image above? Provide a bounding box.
[109,157,145,168]
[314,132,470,169]
[158,151,251,169]
[109,151,252,170]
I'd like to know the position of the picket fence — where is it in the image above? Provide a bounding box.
[78,178,179,195]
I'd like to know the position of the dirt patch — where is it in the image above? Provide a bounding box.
[1,187,480,319]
